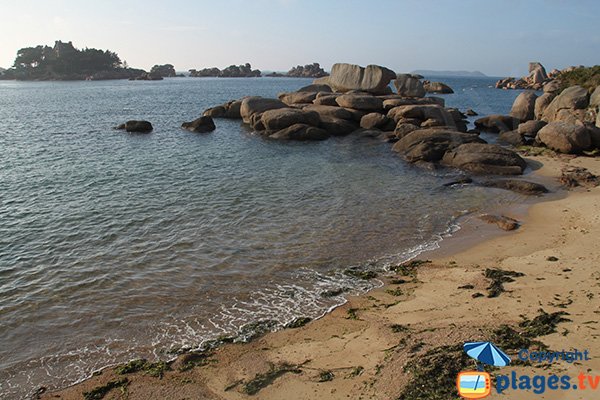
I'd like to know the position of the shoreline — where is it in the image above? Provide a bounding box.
[40,152,600,399]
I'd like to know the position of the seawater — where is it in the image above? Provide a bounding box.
[0,76,524,398]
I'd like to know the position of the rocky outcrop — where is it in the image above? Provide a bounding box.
[495,61,550,90]
[240,97,287,124]
[150,64,176,78]
[360,113,394,130]
[518,120,547,137]
[474,114,521,133]
[189,63,261,78]
[479,214,520,231]
[203,99,243,119]
[260,108,320,131]
[335,94,384,111]
[392,129,484,163]
[536,121,591,154]
[285,63,328,78]
[278,91,318,106]
[319,117,358,136]
[181,116,216,133]
[115,120,153,133]
[541,85,590,123]
[382,97,444,110]
[315,63,395,94]
[441,143,527,175]
[510,91,538,121]
[302,105,353,120]
[534,93,555,120]
[297,84,332,93]
[268,123,329,141]
[423,81,454,94]
[480,179,548,195]
[130,72,163,81]
[394,74,426,97]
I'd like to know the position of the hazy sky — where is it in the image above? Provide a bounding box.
[1,0,598,76]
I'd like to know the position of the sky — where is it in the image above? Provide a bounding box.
[1,0,599,77]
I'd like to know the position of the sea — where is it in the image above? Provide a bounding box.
[0,75,527,398]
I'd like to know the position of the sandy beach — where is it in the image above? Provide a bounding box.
[39,153,600,400]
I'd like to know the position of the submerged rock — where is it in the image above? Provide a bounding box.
[474,114,521,133]
[269,123,329,141]
[480,179,548,195]
[441,143,527,175]
[115,120,153,133]
[392,128,484,162]
[181,116,216,133]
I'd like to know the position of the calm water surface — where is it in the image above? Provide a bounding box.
[0,76,524,398]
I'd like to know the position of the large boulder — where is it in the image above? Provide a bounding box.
[510,91,538,121]
[335,94,383,111]
[542,85,590,122]
[394,123,420,139]
[360,113,393,130]
[423,81,454,94]
[116,120,153,133]
[590,86,600,109]
[240,97,287,124]
[319,117,359,136]
[382,96,444,110]
[481,179,548,195]
[534,93,555,120]
[387,104,453,126]
[278,91,317,106]
[394,74,426,97]
[181,116,216,133]
[498,130,527,146]
[518,120,547,137]
[543,80,561,93]
[317,63,396,94]
[260,108,320,131]
[536,122,592,154]
[392,128,485,162]
[528,62,548,84]
[474,114,521,133]
[313,94,340,106]
[303,104,353,120]
[297,84,332,93]
[204,99,243,119]
[442,143,527,175]
[269,123,329,141]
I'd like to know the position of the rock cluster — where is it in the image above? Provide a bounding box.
[495,62,554,90]
[201,62,527,175]
[189,63,261,78]
[266,63,328,78]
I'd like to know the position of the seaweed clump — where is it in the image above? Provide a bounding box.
[318,370,334,382]
[344,267,378,280]
[484,268,524,298]
[114,359,169,378]
[398,345,471,400]
[391,260,431,277]
[242,363,302,395]
[285,317,312,329]
[519,309,571,337]
[83,378,129,400]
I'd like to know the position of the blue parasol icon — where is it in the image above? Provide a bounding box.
[464,341,511,368]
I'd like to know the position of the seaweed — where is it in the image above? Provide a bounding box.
[344,268,378,280]
[321,287,349,297]
[285,317,312,329]
[348,366,364,378]
[484,268,524,298]
[390,278,408,285]
[519,309,571,337]
[242,363,302,395]
[390,324,409,333]
[114,359,169,378]
[83,378,129,400]
[238,320,279,342]
[318,370,334,382]
[178,351,213,372]
[386,287,404,297]
[346,308,360,320]
[398,345,471,400]
[391,260,431,277]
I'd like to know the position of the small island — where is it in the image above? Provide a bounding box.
[188,63,261,78]
[266,63,328,78]
[0,40,146,81]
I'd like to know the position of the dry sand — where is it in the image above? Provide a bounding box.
[42,154,600,400]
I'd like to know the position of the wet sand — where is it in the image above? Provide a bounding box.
[41,154,600,400]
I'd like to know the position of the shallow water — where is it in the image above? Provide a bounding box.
[0,76,525,398]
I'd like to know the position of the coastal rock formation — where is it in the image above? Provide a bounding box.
[360,113,394,130]
[278,91,318,106]
[481,179,548,195]
[302,105,353,120]
[441,143,527,175]
[534,93,556,120]
[116,120,153,133]
[181,116,216,133]
[240,97,287,124]
[495,61,550,90]
[316,63,396,94]
[335,94,384,111]
[260,108,320,131]
[286,63,328,78]
[474,114,521,133]
[319,117,358,136]
[479,214,520,231]
[423,81,454,94]
[268,123,329,141]
[297,84,333,93]
[130,72,163,81]
[150,64,176,78]
[203,99,243,119]
[536,122,591,154]
[392,129,484,162]
[518,120,547,137]
[541,85,590,123]
[394,74,426,97]
[382,96,444,110]
[510,91,538,121]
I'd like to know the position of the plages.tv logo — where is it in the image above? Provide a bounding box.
[456,341,511,399]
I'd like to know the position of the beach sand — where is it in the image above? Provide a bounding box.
[42,154,600,400]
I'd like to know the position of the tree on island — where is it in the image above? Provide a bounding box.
[0,40,144,81]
